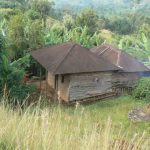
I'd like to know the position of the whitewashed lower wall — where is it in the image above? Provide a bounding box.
[68,72,113,101]
[47,72,55,89]
[58,75,70,102]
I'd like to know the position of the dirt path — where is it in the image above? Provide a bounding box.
[27,79,57,101]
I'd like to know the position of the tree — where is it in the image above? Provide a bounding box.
[0,49,35,103]
[76,9,99,35]
[0,32,5,50]
[106,16,134,35]
[45,23,66,45]
[118,32,150,61]
[0,0,30,10]
[63,14,75,31]
[6,14,28,59]
[133,78,150,101]
[26,9,41,20]
[27,20,44,49]
[131,0,142,4]
[139,23,150,38]
[0,0,16,8]
[9,0,31,11]
[31,0,55,27]
[95,29,118,45]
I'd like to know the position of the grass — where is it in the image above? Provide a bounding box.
[0,96,150,150]
[83,96,150,134]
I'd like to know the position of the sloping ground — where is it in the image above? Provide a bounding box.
[83,96,150,134]
[0,96,150,150]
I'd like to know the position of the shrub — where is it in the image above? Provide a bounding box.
[9,84,36,105]
[132,77,150,101]
[0,53,36,105]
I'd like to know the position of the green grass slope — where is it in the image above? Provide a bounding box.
[0,96,149,150]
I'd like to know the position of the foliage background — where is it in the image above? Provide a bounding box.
[0,0,150,101]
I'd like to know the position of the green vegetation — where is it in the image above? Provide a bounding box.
[1,0,150,101]
[133,78,150,101]
[0,52,35,103]
[0,1,150,59]
[84,96,149,133]
[0,1,150,149]
[0,96,149,150]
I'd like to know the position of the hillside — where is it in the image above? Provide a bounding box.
[0,0,150,149]
[54,0,150,13]
[0,96,150,150]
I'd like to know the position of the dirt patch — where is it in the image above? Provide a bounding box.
[27,78,58,101]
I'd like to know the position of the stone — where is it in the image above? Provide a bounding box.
[128,106,150,122]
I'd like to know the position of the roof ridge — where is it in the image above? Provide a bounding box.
[98,46,110,56]
[116,50,123,68]
[105,46,123,68]
[86,46,120,70]
[103,44,122,52]
[53,44,76,74]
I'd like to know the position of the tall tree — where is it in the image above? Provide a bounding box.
[0,0,30,9]
[6,14,28,59]
[27,20,44,49]
[76,9,99,35]
[63,14,75,31]
[31,0,55,27]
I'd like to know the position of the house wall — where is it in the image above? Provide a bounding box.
[47,72,113,102]
[57,75,70,102]
[47,72,55,89]
[47,72,70,102]
[112,72,140,87]
[68,72,113,101]
[47,72,141,102]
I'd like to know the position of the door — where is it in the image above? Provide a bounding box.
[55,75,58,90]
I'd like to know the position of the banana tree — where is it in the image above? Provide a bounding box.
[137,32,150,63]
[66,26,92,48]
[118,33,150,62]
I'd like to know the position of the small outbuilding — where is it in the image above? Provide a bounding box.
[31,42,119,102]
[91,44,150,94]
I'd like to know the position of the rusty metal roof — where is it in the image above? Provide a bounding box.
[91,44,150,72]
[31,42,119,75]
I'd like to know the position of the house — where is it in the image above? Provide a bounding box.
[31,42,119,102]
[91,44,150,94]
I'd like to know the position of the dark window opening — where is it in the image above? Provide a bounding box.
[61,75,65,83]
[55,75,58,90]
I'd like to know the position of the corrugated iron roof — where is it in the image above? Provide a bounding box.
[91,44,150,72]
[31,42,119,75]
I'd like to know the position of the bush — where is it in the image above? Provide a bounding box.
[0,53,36,105]
[9,84,36,104]
[132,77,150,101]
